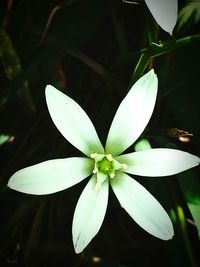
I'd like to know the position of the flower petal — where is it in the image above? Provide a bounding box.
[45,85,104,156]
[8,157,93,195]
[105,70,158,156]
[110,172,174,240]
[117,149,200,177]
[72,176,109,253]
[145,0,178,35]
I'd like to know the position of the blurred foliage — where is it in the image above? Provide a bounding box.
[176,0,200,33]
[0,0,200,266]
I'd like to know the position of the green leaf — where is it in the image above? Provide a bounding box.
[177,170,200,238]
[176,0,200,33]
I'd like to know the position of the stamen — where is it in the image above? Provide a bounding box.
[106,154,113,161]
[109,172,115,179]
[93,166,98,174]
[121,163,128,170]
[90,152,97,159]
[91,152,128,183]
[112,159,122,170]
[91,153,105,162]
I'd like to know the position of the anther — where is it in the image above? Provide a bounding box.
[90,153,97,159]
[109,172,115,179]
[106,154,113,161]
[121,163,128,170]
[93,167,98,174]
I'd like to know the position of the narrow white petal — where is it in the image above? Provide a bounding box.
[45,85,104,156]
[105,70,158,156]
[117,149,200,177]
[110,172,174,240]
[145,0,178,35]
[8,158,93,195]
[72,176,109,253]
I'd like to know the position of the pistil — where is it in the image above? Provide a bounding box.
[90,152,128,191]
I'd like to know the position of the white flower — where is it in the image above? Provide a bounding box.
[8,69,200,253]
[145,0,178,35]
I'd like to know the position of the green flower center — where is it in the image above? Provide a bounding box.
[90,152,128,191]
[97,157,113,174]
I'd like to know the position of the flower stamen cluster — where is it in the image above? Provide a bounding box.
[90,152,128,191]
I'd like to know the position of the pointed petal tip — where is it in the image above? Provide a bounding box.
[7,174,30,195]
[120,149,200,177]
[7,174,18,190]
[162,223,174,240]
[7,158,93,195]
[143,69,158,85]
[73,239,83,254]
[73,240,85,254]
[75,249,80,254]
[145,68,156,77]
[45,84,51,91]
[151,218,174,241]
[7,181,12,190]
[45,85,53,101]
[148,68,158,82]
[74,246,81,254]
[45,84,54,89]
[45,84,56,96]
[111,173,175,241]
[149,68,155,74]
[7,180,14,189]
